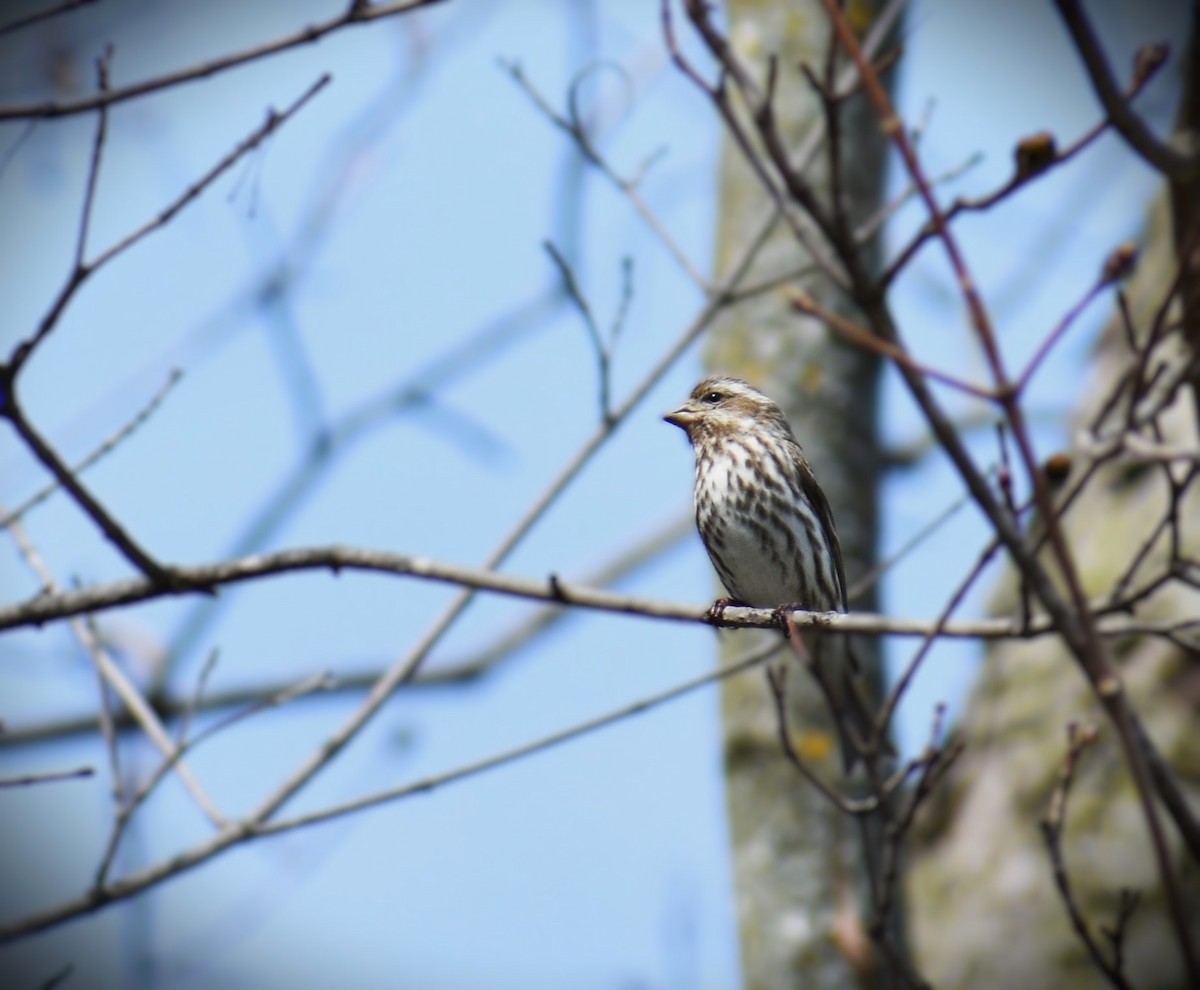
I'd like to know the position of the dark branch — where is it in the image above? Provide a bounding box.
[1053,0,1199,180]
[0,0,444,121]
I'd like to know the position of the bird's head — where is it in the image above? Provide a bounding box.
[664,376,789,442]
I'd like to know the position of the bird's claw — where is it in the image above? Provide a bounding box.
[770,603,803,638]
[705,597,747,625]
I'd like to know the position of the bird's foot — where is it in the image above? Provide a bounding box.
[770,603,806,638]
[705,597,749,625]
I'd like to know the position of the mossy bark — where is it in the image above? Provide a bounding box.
[706,2,894,986]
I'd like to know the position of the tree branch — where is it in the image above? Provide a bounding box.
[0,0,444,121]
[1053,0,1199,180]
[2,543,1197,643]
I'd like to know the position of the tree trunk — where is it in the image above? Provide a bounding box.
[706,2,894,986]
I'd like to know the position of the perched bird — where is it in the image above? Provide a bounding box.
[665,375,887,771]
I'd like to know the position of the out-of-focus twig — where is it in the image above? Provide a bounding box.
[0,766,94,787]
[0,0,444,121]
[0,370,182,531]
[0,0,94,39]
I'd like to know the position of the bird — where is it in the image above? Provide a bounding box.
[665,375,889,771]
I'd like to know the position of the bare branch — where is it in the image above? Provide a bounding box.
[3,543,1198,647]
[1,393,178,584]
[1053,0,1199,180]
[503,59,710,289]
[93,667,333,889]
[0,370,183,531]
[7,73,331,374]
[0,0,444,121]
[544,239,613,423]
[0,640,781,942]
[0,0,95,39]
[790,288,999,401]
[0,766,94,788]
[816,8,1199,975]
[1041,724,1138,990]
[4,512,226,827]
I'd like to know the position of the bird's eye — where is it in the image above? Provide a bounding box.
[703,391,723,404]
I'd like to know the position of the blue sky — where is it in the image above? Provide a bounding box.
[0,1,1184,987]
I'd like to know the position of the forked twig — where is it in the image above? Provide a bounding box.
[1041,724,1138,990]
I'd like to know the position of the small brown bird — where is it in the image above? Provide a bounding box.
[665,375,888,771]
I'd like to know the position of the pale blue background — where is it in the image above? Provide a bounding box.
[0,1,1183,987]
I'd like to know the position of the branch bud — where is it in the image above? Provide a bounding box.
[1101,242,1138,284]
[1014,132,1057,178]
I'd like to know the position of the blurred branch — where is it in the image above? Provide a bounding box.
[1016,245,1134,394]
[505,58,709,288]
[884,408,1073,469]
[234,141,791,828]
[92,667,333,889]
[878,535,1002,743]
[0,766,94,787]
[0,370,182,531]
[1053,1,1199,181]
[37,963,73,990]
[543,239,615,423]
[790,288,998,400]
[3,511,227,827]
[1041,723,1138,990]
[0,638,783,943]
[0,0,445,121]
[0,0,94,39]
[869,703,962,989]
[883,52,1167,287]
[160,285,564,678]
[6,72,331,375]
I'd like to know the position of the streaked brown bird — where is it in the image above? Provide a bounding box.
[665,375,887,771]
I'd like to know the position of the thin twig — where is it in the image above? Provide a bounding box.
[3,512,226,827]
[0,370,183,531]
[2,395,176,584]
[504,60,709,289]
[0,0,95,39]
[0,640,781,942]
[1053,0,1199,180]
[790,289,998,400]
[0,766,94,787]
[9,73,331,373]
[1016,251,1129,393]
[75,47,113,271]
[544,239,612,422]
[1041,724,1137,990]
[93,668,332,889]
[765,663,878,815]
[0,0,443,121]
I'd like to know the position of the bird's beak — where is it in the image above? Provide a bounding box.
[664,403,697,429]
